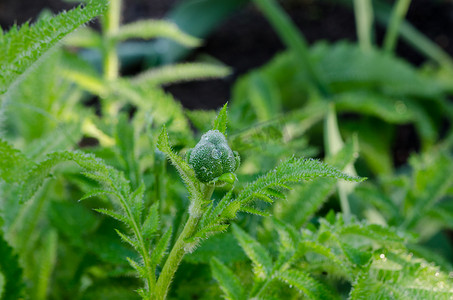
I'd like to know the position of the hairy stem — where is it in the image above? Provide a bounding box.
[155,184,214,299]
[383,0,412,53]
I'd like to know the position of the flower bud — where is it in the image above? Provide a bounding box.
[188,130,240,183]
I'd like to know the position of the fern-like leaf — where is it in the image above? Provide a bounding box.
[132,62,231,87]
[0,0,107,94]
[277,269,336,300]
[141,203,160,243]
[157,126,203,203]
[232,224,273,279]
[210,257,245,300]
[150,228,172,271]
[94,208,130,227]
[236,157,363,207]
[0,138,32,182]
[114,20,201,47]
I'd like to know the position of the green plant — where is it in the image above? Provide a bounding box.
[1,0,453,299]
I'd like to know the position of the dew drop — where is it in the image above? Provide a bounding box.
[435,271,440,277]
[289,285,293,288]
[380,253,386,259]
[211,149,220,159]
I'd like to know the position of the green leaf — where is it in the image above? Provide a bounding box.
[186,224,229,244]
[19,151,110,203]
[114,20,201,47]
[0,138,32,182]
[127,257,146,279]
[132,62,231,87]
[115,229,140,252]
[0,231,25,300]
[210,257,245,300]
[130,183,145,224]
[0,0,107,95]
[404,153,453,229]
[248,72,282,122]
[94,208,130,227]
[232,224,273,279]
[239,206,272,217]
[157,127,203,202]
[34,230,58,300]
[141,203,159,242]
[277,269,336,300]
[340,224,405,244]
[237,157,363,207]
[150,228,172,270]
[339,242,372,267]
[213,103,229,135]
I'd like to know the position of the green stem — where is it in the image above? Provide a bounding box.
[101,0,121,116]
[383,0,412,53]
[353,0,374,52]
[155,184,214,299]
[117,192,155,294]
[324,103,351,222]
[102,0,121,81]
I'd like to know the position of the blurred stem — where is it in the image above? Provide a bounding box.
[101,0,121,115]
[155,184,214,300]
[383,0,412,53]
[353,0,374,52]
[324,103,351,222]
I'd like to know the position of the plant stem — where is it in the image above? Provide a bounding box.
[155,184,214,299]
[324,103,351,222]
[102,0,121,81]
[101,0,121,115]
[383,0,412,53]
[353,0,374,52]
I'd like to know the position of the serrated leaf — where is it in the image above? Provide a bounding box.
[339,242,372,267]
[239,206,272,217]
[273,218,299,252]
[150,228,172,270]
[0,138,32,182]
[294,240,351,278]
[79,189,117,202]
[210,257,245,300]
[130,183,145,223]
[114,20,201,47]
[156,126,203,202]
[277,269,335,300]
[126,257,146,279]
[186,224,229,244]
[94,208,130,227]
[115,230,140,252]
[213,103,228,135]
[141,203,159,242]
[132,62,230,87]
[340,224,405,244]
[237,157,363,207]
[0,0,107,95]
[232,224,273,279]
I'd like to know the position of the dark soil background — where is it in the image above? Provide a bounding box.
[2,0,452,108]
[1,0,453,164]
